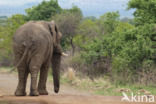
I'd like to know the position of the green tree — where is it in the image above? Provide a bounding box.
[26,0,62,20]
[128,0,156,25]
[74,19,100,49]
[51,6,83,54]
[97,11,120,34]
[0,14,26,61]
[120,17,134,25]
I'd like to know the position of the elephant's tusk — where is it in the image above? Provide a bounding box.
[62,52,68,57]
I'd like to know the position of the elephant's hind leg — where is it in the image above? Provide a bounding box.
[15,65,28,96]
[14,46,29,96]
[38,64,49,95]
[29,54,42,96]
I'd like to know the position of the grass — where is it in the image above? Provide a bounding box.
[60,72,156,96]
[0,67,12,72]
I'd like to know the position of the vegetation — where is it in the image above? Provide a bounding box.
[0,0,156,95]
[51,6,83,54]
[0,16,7,26]
[128,0,156,25]
[60,73,156,96]
[25,0,62,20]
[0,14,26,66]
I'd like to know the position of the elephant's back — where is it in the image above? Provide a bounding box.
[12,21,53,68]
[13,21,52,47]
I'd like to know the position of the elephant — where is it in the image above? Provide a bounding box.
[12,20,64,96]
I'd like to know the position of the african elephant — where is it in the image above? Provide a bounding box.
[12,20,64,96]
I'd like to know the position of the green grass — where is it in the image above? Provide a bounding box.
[0,67,12,71]
[60,74,156,96]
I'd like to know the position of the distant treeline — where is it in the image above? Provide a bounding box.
[0,16,8,26]
[0,16,7,19]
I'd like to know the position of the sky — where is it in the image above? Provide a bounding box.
[0,0,135,18]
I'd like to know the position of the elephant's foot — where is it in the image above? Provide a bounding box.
[38,89,48,95]
[15,90,26,96]
[54,87,59,93]
[29,90,39,96]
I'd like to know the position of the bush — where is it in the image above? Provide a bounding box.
[112,24,156,84]
[80,21,156,84]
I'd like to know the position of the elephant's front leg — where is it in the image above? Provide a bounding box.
[38,65,49,95]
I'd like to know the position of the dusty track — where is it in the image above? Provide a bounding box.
[0,71,155,104]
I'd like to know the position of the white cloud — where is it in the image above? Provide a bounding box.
[0,0,129,7]
[59,0,129,9]
[58,0,131,17]
[0,0,43,6]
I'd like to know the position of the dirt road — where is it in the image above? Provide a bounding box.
[0,71,155,104]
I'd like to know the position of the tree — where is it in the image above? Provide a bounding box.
[120,17,134,25]
[0,14,26,66]
[51,6,83,55]
[84,16,97,21]
[128,0,156,25]
[74,19,100,49]
[97,12,120,34]
[0,14,26,52]
[26,0,62,20]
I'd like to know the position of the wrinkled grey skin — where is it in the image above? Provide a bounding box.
[13,21,62,96]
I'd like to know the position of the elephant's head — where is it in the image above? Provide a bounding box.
[47,20,64,93]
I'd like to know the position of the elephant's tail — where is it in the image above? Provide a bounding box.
[10,47,29,73]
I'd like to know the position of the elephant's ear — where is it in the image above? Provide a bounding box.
[53,22,62,43]
[48,20,57,46]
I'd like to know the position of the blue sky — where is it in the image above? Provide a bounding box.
[0,0,134,18]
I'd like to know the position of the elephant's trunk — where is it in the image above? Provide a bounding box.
[52,53,61,93]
